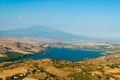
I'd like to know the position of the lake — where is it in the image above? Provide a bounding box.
[14,47,105,61]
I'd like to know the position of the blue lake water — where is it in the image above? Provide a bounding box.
[14,47,105,61]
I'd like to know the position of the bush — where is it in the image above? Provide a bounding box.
[39,67,45,72]
[105,74,112,80]
[33,63,39,68]
[109,64,119,69]
[0,78,3,80]
[1,63,13,67]
[68,72,99,80]
[6,73,25,80]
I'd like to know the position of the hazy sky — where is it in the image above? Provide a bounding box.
[0,0,120,39]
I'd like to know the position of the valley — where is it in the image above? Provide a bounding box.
[0,37,120,80]
[0,0,120,80]
[0,37,120,62]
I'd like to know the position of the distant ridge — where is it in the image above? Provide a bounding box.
[0,25,93,41]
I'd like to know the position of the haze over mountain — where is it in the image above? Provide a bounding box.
[0,25,92,41]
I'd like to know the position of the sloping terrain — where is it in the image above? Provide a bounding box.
[0,38,46,62]
[0,53,120,80]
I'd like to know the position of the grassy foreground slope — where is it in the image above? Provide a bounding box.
[0,53,120,80]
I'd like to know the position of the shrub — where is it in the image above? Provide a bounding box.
[109,64,119,69]
[0,78,3,80]
[6,73,25,80]
[68,72,99,80]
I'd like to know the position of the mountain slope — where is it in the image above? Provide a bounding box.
[0,25,91,41]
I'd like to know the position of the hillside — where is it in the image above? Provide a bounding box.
[0,37,120,80]
[0,37,120,63]
[0,37,46,62]
[0,53,120,80]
